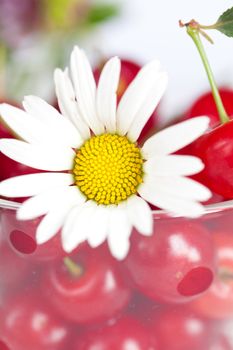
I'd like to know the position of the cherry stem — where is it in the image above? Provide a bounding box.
[186,24,230,124]
[199,22,227,31]
[63,257,83,277]
[219,267,233,282]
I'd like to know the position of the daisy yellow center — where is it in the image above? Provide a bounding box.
[73,134,143,205]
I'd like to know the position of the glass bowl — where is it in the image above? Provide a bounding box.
[0,199,233,350]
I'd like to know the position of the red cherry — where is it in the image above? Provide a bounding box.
[0,340,9,350]
[185,88,233,128]
[150,307,215,350]
[190,120,233,199]
[201,191,224,206]
[73,315,158,350]
[0,293,70,350]
[0,152,39,183]
[2,209,65,262]
[0,121,13,139]
[94,58,158,143]
[0,240,29,288]
[208,335,232,350]
[125,219,216,303]
[190,230,233,319]
[114,59,140,101]
[42,246,131,324]
[210,209,233,232]
[127,292,163,324]
[166,91,233,201]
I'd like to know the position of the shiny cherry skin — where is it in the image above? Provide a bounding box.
[74,315,158,350]
[2,209,65,262]
[150,307,215,350]
[169,90,233,201]
[190,120,233,199]
[190,230,233,319]
[42,245,131,324]
[185,88,233,128]
[94,58,158,143]
[0,293,70,350]
[125,219,216,303]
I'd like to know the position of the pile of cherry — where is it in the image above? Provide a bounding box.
[0,206,233,350]
[1,59,233,349]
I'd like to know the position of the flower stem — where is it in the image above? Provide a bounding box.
[63,257,83,277]
[186,25,229,124]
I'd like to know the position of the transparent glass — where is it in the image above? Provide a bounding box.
[0,199,233,350]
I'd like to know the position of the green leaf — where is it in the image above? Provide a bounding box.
[216,7,233,37]
[85,4,119,25]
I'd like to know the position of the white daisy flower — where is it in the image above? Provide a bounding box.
[0,46,211,260]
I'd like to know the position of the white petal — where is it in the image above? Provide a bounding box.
[0,139,75,171]
[96,57,121,133]
[23,95,83,148]
[138,182,206,218]
[36,187,86,244]
[62,201,97,253]
[70,46,104,134]
[144,155,205,176]
[0,103,50,144]
[142,175,211,201]
[87,205,111,248]
[107,203,132,260]
[126,195,153,236]
[127,72,168,141]
[61,204,86,250]
[142,117,210,159]
[17,186,85,220]
[116,60,161,136]
[0,172,73,198]
[36,206,67,244]
[54,69,90,139]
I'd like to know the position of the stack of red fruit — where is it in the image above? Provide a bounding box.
[1,61,233,350]
[0,206,232,350]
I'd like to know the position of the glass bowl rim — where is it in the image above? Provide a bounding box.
[1,198,233,219]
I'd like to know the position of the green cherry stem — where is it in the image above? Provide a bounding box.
[219,267,233,282]
[199,23,220,30]
[186,25,230,124]
[63,257,83,277]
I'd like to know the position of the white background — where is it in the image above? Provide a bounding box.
[98,0,233,122]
